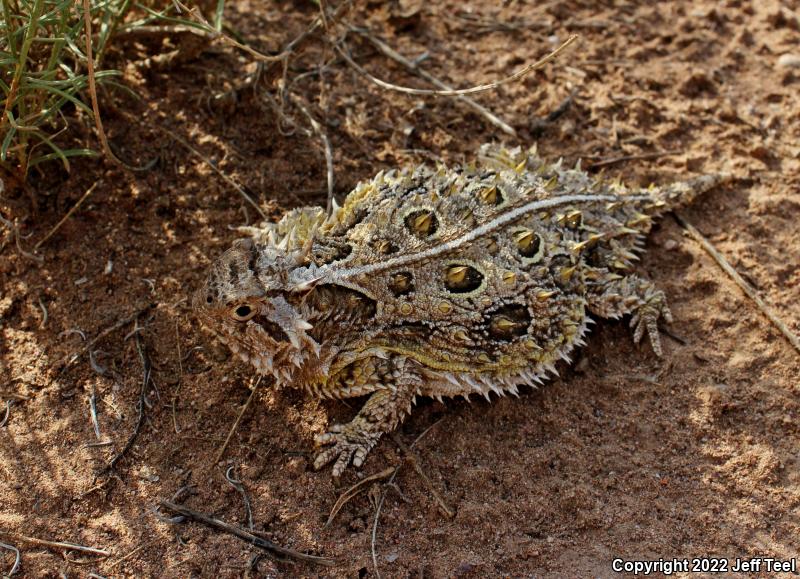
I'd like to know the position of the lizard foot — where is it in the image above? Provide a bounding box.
[313,422,380,476]
[629,288,673,356]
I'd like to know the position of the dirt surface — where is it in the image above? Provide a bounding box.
[2,1,800,577]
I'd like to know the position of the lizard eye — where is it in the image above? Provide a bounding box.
[231,304,257,322]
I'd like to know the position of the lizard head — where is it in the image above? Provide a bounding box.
[193,237,320,382]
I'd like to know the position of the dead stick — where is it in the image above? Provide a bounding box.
[367,421,441,579]
[57,303,155,372]
[82,0,123,167]
[370,466,399,579]
[0,540,20,576]
[336,34,578,97]
[0,213,43,264]
[89,386,102,439]
[159,501,335,566]
[354,28,517,137]
[35,182,98,250]
[224,466,254,531]
[289,95,335,214]
[213,377,262,465]
[0,400,10,428]
[107,327,151,471]
[172,0,287,63]
[325,467,395,527]
[674,212,800,355]
[160,128,267,220]
[0,392,29,401]
[0,531,109,557]
[172,319,183,434]
[258,0,354,85]
[106,544,145,569]
[391,433,454,518]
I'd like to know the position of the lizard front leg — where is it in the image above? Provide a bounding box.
[586,273,673,356]
[314,356,420,476]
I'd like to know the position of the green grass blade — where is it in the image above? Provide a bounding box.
[29,147,98,168]
[25,79,94,116]
[1,117,17,161]
[214,0,225,31]
[27,128,73,171]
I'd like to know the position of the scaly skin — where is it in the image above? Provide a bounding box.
[194,145,730,475]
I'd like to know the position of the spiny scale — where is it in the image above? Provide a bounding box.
[195,144,730,476]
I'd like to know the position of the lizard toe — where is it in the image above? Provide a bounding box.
[313,424,379,475]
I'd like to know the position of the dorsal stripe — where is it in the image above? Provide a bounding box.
[323,192,649,281]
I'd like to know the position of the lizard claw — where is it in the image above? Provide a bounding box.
[314,423,379,476]
[629,289,672,356]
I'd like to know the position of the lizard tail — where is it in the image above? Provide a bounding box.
[649,173,733,215]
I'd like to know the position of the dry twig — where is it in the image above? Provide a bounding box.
[194,0,353,96]
[0,532,109,557]
[34,182,98,250]
[391,433,454,518]
[530,90,576,135]
[225,466,254,531]
[288,95,336,213]
[257,0,354,86]
[0,391,29,401]
[0,400,10,428]
[172,320,183,434]
[159,500,335,566]
[370,420,444,578]
[369,468,398,579]
[336,34,579,97]
[0,540,20,576]
[35,296,48,329]
[674,212,800,355]
[171,0,287,63]
[0,213,43,263]
[353,28,518,137]
[107,320,152,471]
[159,128,267,220]
[244,553,264,579]
[213,377,262,465]
[325,467,395,527]
[89,350,108,376]
[89,386,102,439]
[82,0,123,167]
[57,303,155,372]
[106,544,145,569]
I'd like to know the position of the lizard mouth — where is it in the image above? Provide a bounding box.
[213,328,276,375]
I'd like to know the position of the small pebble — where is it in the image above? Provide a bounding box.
[750,145,773,162]
[138,465,160,483]
[663,239,678,251]
[777,54,800,69]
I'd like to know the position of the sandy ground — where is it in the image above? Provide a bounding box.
[1,0,799,577]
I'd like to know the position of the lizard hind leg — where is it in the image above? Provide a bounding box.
[587,273,673,356]
[313,356,420,476]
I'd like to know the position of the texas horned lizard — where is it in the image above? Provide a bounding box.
[194,145,727,476]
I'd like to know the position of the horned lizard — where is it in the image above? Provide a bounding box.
[194,145,728,476]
